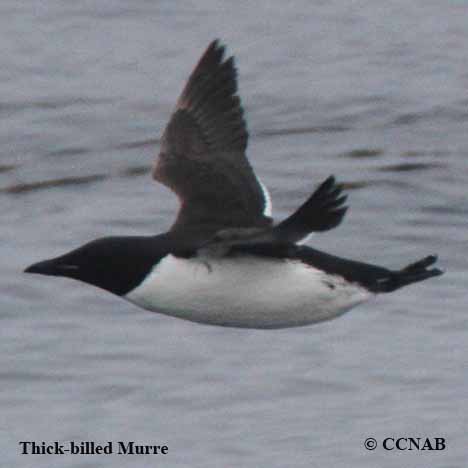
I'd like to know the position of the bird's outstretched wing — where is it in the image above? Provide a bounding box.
[272,175,348,243]
[153,40,272,233]
[196,175,349,257]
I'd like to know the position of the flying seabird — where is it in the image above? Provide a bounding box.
[25,40,443,329]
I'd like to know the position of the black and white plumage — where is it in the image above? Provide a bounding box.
[25,40,443,329]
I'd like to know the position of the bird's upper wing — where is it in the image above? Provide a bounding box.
[195,175,348,258]
[153,40,272,234]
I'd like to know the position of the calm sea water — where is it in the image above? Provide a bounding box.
[2,1,467,467]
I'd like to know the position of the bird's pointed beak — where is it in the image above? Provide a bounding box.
[24,257,79,277]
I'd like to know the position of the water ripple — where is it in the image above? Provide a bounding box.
[0,96,114,115]
[341,148,384,159]
[45,146,90,158]
[376,162,445,173]
[119,165,150,177]
[256,125,350,139]
[114,137,160,151]
[1,165,151,195]
[1,174,106,194]
[390,103,468,127]
[0,164,16,173]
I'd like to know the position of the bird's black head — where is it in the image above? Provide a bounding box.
[24,236,166,296]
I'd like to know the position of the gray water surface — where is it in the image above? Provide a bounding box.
[2,2,467,467]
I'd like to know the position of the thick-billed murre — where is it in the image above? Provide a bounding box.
[25,40,443,329]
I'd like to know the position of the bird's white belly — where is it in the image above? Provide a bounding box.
[125,254,372,329]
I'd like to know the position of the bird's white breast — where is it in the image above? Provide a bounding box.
[125,254,372,329]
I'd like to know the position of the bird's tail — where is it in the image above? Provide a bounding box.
[372,255,443,293]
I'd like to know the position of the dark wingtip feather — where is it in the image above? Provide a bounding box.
[175,40,248,153]
[273,175,349,242]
